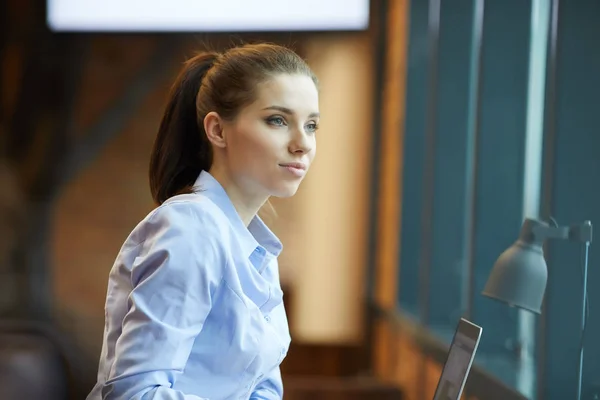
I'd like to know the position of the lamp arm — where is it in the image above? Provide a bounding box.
[531,220,592,244]
[532,225,569,241]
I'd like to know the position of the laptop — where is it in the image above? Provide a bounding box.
[432,318,483,400]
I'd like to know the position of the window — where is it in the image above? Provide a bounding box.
[370,0,600,397]
[395,0,560,397]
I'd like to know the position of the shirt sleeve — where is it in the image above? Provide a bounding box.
[250,366,283,400]
[101,202,223,400]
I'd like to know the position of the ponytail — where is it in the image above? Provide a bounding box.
[149,52,218,205]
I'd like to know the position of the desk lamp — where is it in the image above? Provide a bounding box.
[482,218,592,400]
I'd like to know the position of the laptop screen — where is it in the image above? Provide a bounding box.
[433,318,482,400]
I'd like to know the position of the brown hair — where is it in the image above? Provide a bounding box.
[149,43,318,205]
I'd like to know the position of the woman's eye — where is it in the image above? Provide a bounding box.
[306,122,319,133]
[267,116,286,126]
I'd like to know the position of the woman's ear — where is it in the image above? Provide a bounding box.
[204,111,227,149]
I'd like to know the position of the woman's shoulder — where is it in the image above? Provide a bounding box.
[129,194,229,248]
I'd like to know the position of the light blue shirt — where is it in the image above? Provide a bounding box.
[88,171,290,400]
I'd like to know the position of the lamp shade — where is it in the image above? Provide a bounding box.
[481,219,549,314]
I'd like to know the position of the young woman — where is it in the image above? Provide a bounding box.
[87,43,320,400]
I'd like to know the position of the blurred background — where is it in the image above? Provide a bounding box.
[1,0,599,399]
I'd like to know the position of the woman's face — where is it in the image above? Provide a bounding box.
[214,73,319,200]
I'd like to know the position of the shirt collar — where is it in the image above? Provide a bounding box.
[193,171,283,259]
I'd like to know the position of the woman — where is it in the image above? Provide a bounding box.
[87,43,320,400]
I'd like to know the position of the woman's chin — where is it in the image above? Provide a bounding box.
[270,182,302,198]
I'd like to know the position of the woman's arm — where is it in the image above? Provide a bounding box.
[101,202,223,400]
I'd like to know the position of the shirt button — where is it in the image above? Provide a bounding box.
[264,315,271,322]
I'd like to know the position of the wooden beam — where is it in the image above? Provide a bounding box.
[5,0,47,168]
[28,36,89,201]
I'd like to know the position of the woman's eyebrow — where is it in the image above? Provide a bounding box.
[262,105,320,119]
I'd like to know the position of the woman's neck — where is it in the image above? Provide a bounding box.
[208,167,267,227]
